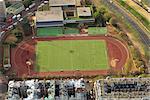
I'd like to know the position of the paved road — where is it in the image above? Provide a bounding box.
[102,0,150,47]
[102,0,150,73]
[0,0,45,40]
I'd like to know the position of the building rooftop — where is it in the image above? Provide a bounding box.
[49,0,76,6]
[95,78,150,99]
[36,7,64,22]
[7,78,93,100]
[6,2,24,14]
[7,2,24,9]
[77,7,92,17]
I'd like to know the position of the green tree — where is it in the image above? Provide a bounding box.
[4,34,18,45]
[5,1,11,7]
[22,0,32,7]
[104,12,112,22]
[109,17,118,27]
[93,7,110,27]
[21,17,32,36]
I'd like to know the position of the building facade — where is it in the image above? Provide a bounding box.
[0,0,6,18]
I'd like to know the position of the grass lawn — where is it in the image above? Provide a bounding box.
[37,27,79,36]
[37,27,63,36]
[64,28,79,34]
[88,27,107,35]
[35,40,109,72]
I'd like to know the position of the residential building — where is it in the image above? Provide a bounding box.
[0,0,6,18]
[7,78,94,100]
[94,78,150,100]
[6,2,25,15]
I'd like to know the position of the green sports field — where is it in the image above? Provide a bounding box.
[35,40,109,72]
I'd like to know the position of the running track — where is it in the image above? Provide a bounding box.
[10,35,129,78]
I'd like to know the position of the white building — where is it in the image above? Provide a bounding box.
[0,0,6,18]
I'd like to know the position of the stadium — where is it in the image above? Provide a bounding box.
[10,35,129,77]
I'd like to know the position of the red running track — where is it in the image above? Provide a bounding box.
[10,36,129,77]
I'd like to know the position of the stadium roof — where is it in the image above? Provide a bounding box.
[49,0,76,6]
[36,7,64,22]
[77,7,92,17]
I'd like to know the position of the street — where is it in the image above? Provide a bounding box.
[102,0,150,48]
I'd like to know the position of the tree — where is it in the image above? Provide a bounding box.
[4,34,18,45]
[109,17,118,27]
[93,7,109,27]
[21,17,32,36]
[5,1,11,7]
[85,0,92,5]
[104,12,112,22]
[22,0,32,7]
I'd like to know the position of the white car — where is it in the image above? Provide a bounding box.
[7,25,13,29]
[19,18,23,22]
[13,22,17,26]
[0,31,5,37]
[44,1,48,3]
[12,15,17,20]
[29,3,35,8]
[25,8,29,11]
[16,14,21,20]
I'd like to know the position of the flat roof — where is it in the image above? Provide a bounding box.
[36,7,64,22]
[49,0,76,6]
[7,2,24,9]
[77,7,92,17]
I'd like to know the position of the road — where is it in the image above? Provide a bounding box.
[0,0,45,40]
[126,0,150,22]
[101,0,150,73]
[101,0,150,47]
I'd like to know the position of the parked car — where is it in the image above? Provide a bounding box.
[17,14,21,20]
[25,8,29,11]
[29,3,36,9]
[12,15,17,20]
[19,18,23,22]
[0,31,5,37]
[7,25,13,30]
[13,22,17,26]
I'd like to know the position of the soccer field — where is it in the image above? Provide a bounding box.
[35,40,109,72]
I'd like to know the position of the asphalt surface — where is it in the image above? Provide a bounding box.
[102,0,150,48]
[0,0,45,72]
[0,0,45,40]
